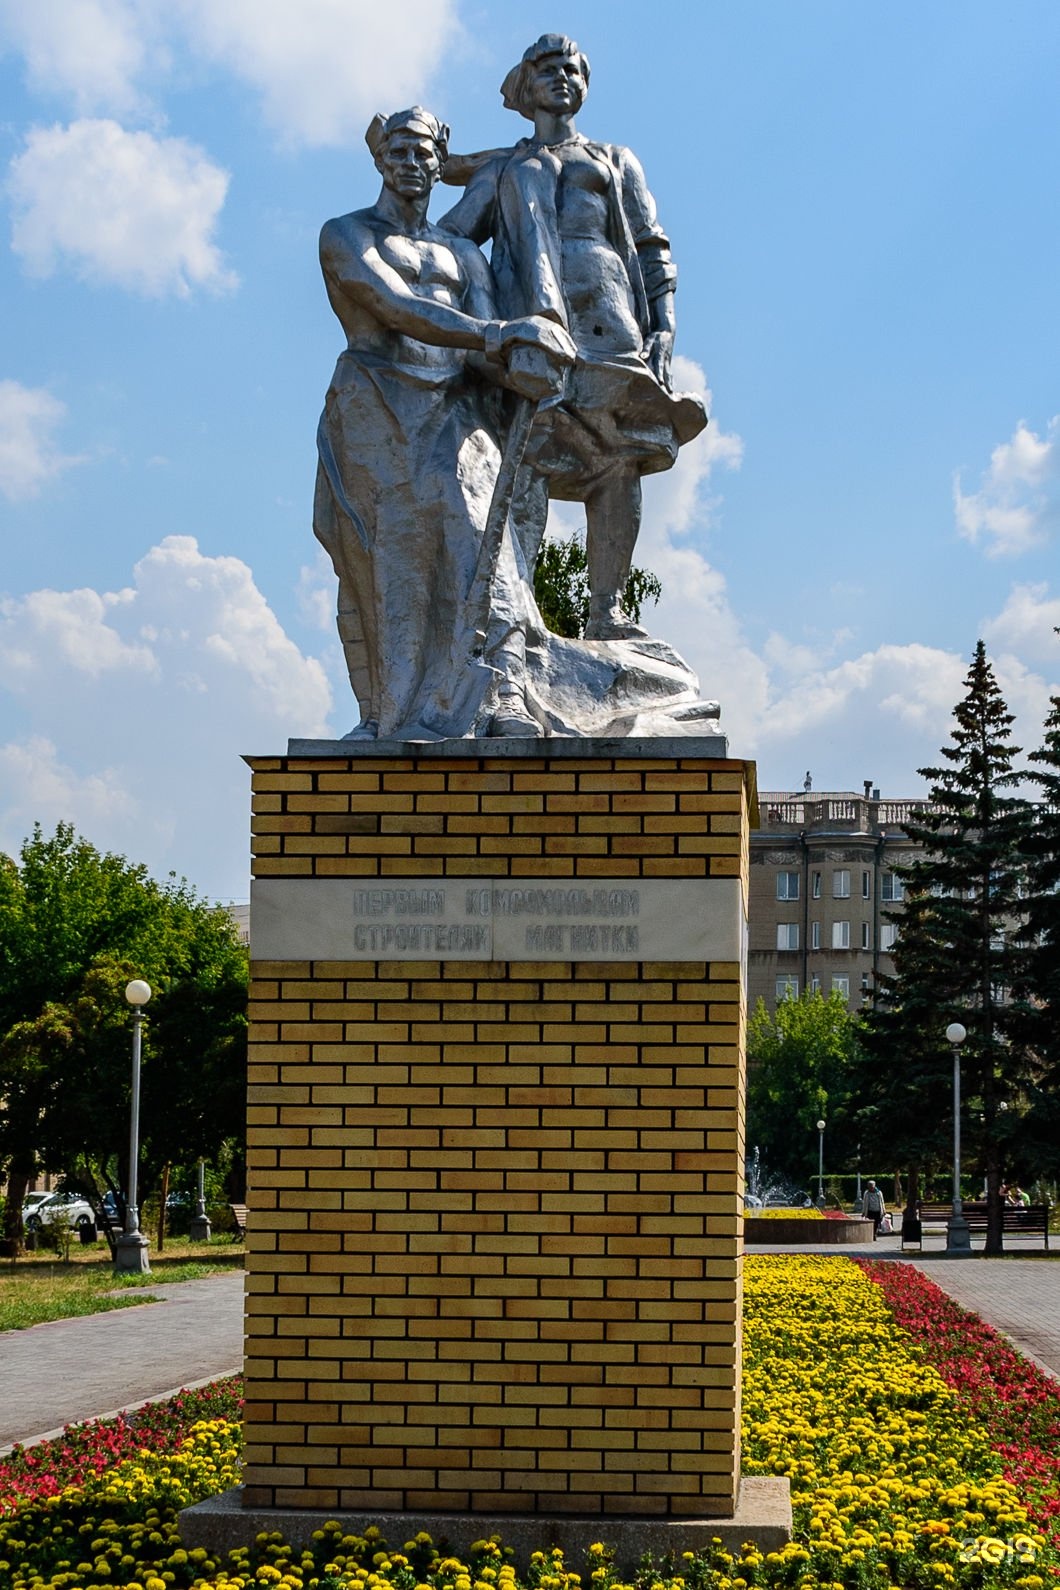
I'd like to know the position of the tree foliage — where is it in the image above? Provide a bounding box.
[746,988,865,1189]
[1015,654,1060,1174]
[859,641,1036,1249]
[0,823,247,1248]
[533,531,662,638]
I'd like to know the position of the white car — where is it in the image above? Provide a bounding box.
[23,1191,96,1232]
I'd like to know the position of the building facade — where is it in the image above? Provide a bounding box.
[748,781,924,1013]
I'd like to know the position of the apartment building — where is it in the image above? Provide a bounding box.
[748,779,924,1013]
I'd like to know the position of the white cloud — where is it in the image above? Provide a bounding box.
[0,537,333,896]
[954,417,1059,557]
[297,550,337,633]
[0,736,139,858]
[983,582,1060,669]
[0,0,153,117]
[0,585,156,682]
[132,535,331,726]
[7,119,236,298]
[171,0,460,148]
[0,379,83,500]
[0,0,459,150]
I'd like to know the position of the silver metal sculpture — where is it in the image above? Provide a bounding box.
[313,49,717,742]
[442,34,707,641]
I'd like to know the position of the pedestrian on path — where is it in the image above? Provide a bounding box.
[862,1180,887,1238]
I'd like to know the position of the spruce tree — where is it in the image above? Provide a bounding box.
[1017,671,1060,1174]
[861,641,1032,1252]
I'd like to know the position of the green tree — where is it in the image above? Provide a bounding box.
[0,823,247,1250]
[533,531,662,638]
[860,642,1033,1252]
[746,989,865,1191]
[1014,670,1060,1176]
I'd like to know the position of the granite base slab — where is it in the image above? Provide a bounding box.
[283,733,729,760]
[179,1479,792,1570]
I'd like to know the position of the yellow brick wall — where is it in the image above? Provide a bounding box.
[243,753,755,1517]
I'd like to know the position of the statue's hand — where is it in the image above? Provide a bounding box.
[644,330,675,391]
[498,317,576,401]
[501,316,577,367]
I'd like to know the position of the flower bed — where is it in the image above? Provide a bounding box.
[859,1258,1060,1543]
[1,1259,1056,1590]
[745,1208,824,1220]
[0,1382,242,1515]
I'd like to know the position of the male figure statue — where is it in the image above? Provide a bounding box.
[313,106,573,738]
[442,34,707,640]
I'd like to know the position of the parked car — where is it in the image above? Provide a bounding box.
[102,1190,123,1226]
[21,1191,51,1222]
[24,1191,96,1232]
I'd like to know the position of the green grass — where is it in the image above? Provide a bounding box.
[0,1239,243,1332]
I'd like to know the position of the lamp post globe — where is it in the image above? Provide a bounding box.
[944,1021,971,1256]
[115,979,152,1274]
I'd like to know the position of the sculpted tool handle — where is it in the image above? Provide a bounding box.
[467,349,550,655]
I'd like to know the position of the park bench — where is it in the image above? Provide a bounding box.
[228,1202,248,1241]
[904,1200,1050,1249]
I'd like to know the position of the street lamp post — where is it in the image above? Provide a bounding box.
[944,1021,971,1256]
[816,1119,826,1206]
[115,979,151,1275]
[190,1157,211,1243]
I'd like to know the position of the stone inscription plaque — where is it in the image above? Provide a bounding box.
[251,876,744,963]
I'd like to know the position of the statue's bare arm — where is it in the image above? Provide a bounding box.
[321,215,491,350]
[321,216,575,379]
[437,168,497,243]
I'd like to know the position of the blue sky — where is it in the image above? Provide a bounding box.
[1,1,1058,901]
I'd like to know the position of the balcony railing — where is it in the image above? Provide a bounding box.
[757,796,926,833]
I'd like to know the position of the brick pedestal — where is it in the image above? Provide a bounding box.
[237,738,756,1524]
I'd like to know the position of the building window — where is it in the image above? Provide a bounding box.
[881,872,905,902]
[861,922,871,949]
[810,975,821,994]
[777,923,800,951]
[776,975,798,1001]
[862,870,871,899]
[832,975,850,1001]
[776,870,800,901]
[811,871,821,899]
[880,923,897,951]
[832,920,850,950]
[833,869,851,899]
[811,921,821,950]
[860,973,871,996]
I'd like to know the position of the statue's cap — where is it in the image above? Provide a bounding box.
[365,106,450,162]
[500,34,590,119]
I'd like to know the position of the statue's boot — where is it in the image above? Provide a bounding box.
[585,596,649,642]
[489,689,544,737]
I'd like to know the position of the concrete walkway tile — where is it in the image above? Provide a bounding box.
[0,1272,245,1451]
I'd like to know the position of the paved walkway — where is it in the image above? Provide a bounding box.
[0,1272,244,1453]
[907,1255,1060,1382]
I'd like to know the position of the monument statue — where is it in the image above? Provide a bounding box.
[441,33,707,641]
[312,50,718,742]
[313,106,575,740]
